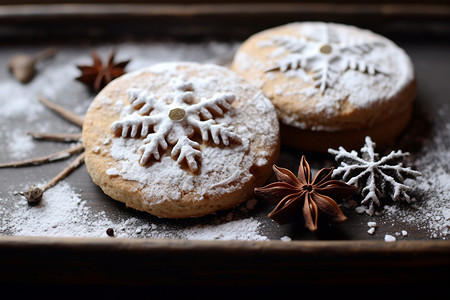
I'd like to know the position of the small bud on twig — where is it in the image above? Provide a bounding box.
[19,186,44,205]
[18,152,85,205]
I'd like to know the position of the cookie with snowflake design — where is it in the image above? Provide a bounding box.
[329,136,421,215]
[82,62,280,218]
[231,22,416,152]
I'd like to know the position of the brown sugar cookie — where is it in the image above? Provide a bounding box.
[82,62,280,219]
[230,22,416,152]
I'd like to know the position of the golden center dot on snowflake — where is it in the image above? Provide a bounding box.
[319,44,332,54]
[168,107,186,121]
[111,82,240,172]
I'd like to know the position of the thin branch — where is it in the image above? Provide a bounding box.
[34,47,57,62]
[19,151,85,204]
[41,151,85,191]
[0,144,84,168]
[38,95,84,127]
[28,131,82,142]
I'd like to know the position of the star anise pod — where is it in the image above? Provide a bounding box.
[255,155,357,232]
[76,50,130,93]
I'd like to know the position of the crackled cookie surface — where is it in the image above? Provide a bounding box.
[82,62,280,218]
[231,22,416,151]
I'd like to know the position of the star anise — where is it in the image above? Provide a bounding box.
[76,50,130,93]
[255,155,357,232]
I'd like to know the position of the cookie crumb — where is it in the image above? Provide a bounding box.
[106,168,120,176]
[355,206,366,214]
[92,146,101,154]
[102,137,111,145]
[225,212,234,221]
[246,198,258,210]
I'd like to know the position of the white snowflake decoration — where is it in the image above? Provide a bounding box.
[111,80,241,172]
[328,136,421,215]
[266,24,386,93]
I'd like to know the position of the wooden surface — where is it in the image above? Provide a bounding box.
[0,2,450,290]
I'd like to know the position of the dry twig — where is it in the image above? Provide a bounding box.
[28,131,82,142]
[38,95,84,127]
[2,95,87,205]
[41,151,86,191]
[0,144,84,168]
[20,151,86,204]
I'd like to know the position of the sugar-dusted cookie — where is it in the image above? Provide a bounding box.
[82,62,280,218]
[231,22,416,152]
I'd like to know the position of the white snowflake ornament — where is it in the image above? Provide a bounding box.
[111,80,242,172]
[266,23,386,93]
[328,136,421,215]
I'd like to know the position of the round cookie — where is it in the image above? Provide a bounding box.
[82,62,280,219]
[230,22,416,152]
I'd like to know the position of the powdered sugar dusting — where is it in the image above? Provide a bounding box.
[4,128,35,160]
[180,218,267,240]
[234,22,414,130]
[382,123,450,239]
[270,22,412,106]
[0,40,448,241]
[100,62,278,206]
[2,182,108,237]
[0,41,268,241]
[329,136,422,216]
[111,78,241,172]
[0,181,267,240]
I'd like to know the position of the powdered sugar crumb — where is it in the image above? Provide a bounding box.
[106,168,120,176]
[384,234,396,242]
[280,236,292,242]
[368,222,377,228]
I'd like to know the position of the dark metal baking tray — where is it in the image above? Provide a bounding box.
[0,1,449,290]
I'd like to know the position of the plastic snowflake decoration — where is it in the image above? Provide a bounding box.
[328,136,421,215]
[266,24,386,93]
[111,80,241,172]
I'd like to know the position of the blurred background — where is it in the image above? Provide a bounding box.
[0,0,449,43]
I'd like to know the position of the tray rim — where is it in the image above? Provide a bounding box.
[1,3,449,287]
[1,2,449,17]
[1,236,449,285]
